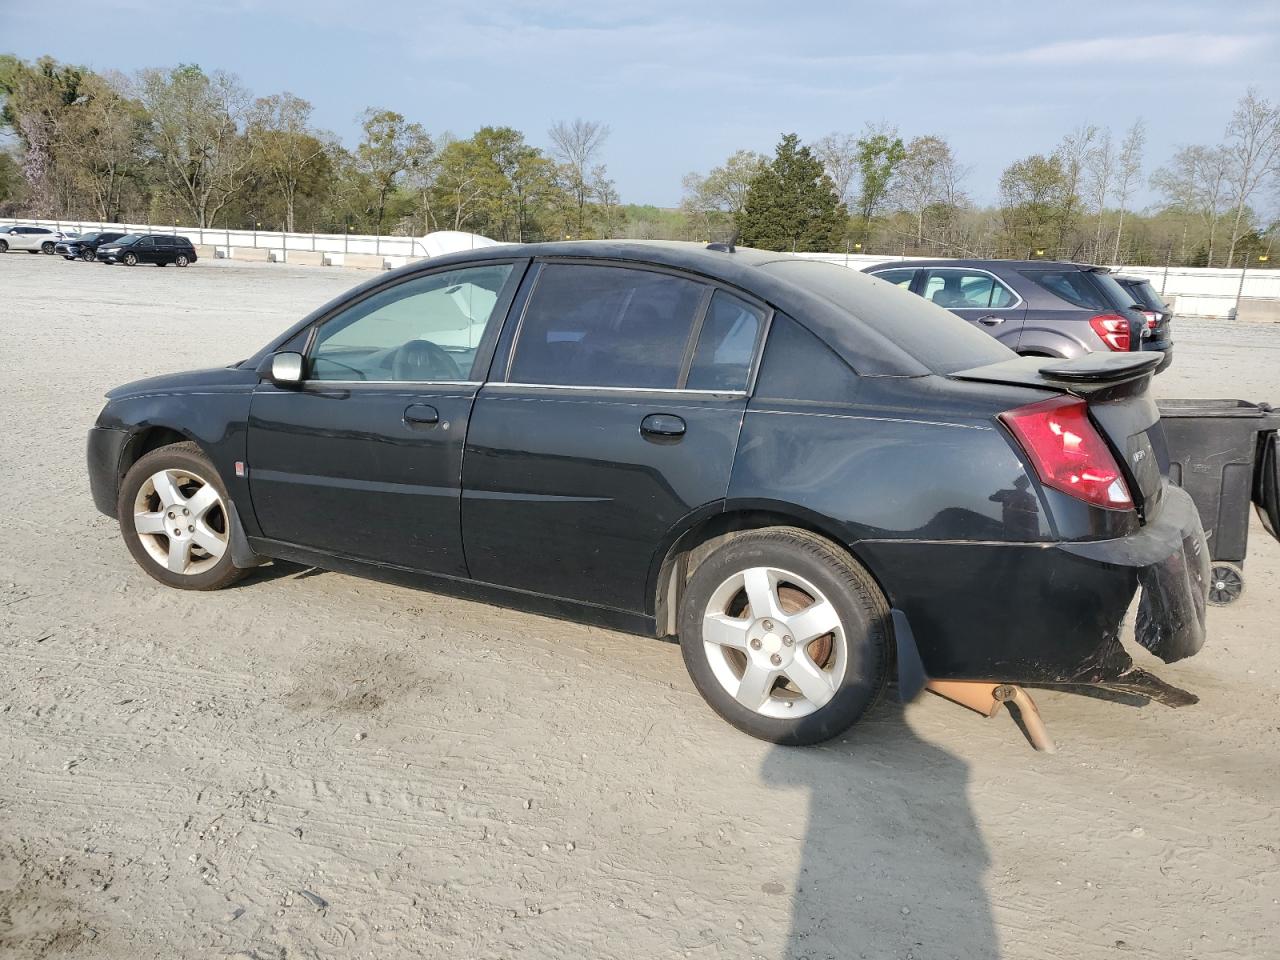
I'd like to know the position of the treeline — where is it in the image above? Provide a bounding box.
[0,57,621,241]
[1,55,1276,267]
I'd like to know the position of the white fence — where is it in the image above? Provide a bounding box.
[0,216,447,259]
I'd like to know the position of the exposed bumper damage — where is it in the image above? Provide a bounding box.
[889,484,1210,709]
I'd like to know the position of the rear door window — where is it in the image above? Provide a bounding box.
[1019,269,1110,310]
[921,269,1017,309]
[509,263,706,389]
[685,291,766,391]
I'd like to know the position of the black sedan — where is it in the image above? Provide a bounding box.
[55,231,126,261]
[87,242,1210,745]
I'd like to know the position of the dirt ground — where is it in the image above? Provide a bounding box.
[1,253,1277,960]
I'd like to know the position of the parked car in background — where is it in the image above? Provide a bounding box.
[862,259,1161,369]
[0,225,66,254]
[1115,275,1175,372]
[96,234,197,267]
[55,231,127,262]
[88,241,1209,746]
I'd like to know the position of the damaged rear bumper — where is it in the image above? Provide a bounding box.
[1058,483,1209,664]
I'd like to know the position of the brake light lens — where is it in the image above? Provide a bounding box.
[1000,396,1132,510]
[1140,310,1159,330]
[1088,314,1131,351]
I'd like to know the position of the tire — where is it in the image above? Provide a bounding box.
[176,254,190,267]
[82,249,95,262]
[123,252,137,266]
[0,239,8,253]
[678,527,890,746]
[41,241,56,254]
[1207,562,1244,605]
[117,442,246,591]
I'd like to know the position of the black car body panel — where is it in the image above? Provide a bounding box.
[55,231,126,259]
[89,241,1210,696]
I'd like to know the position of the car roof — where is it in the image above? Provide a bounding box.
[256,240,1011,378]
[864,258,1105,271]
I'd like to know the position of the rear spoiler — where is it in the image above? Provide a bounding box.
[951,352,1161,394]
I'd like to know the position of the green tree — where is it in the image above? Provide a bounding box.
[0,55,88,214]
[137,64,254,227]
[998,153,1070,257]
[738,134,847,251]
[681,149,765,240]
[353,108,432,235]
[248,93,334,232]
[854,126,906,232]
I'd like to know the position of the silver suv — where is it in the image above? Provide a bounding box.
[0,225,67,255]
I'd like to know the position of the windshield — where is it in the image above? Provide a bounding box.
[78,233,101,243]
[113,234,142,245]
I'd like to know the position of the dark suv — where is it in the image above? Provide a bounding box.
[1115,275,1174,369]
[96,233,198,267]
[863,259,1169,371]
[87,241,1210,746]
[55,231,126,261]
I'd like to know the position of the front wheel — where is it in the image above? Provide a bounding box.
[123,252,137,266]
[82,249,95,262]
[678,528,890,745]
[117,442,246,591]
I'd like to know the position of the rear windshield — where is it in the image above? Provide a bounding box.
[1091,271,1146,312]
[1119,279,1167,312]
[759,258,1013,374]
[1018,268,1112,310]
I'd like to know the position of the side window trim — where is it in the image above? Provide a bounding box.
[499,256,773,395]
[297,258,529,386]
[920,267,1022,310]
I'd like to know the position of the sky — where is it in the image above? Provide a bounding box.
[3,0,1278,208]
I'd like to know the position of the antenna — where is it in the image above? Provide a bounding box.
[706,229,739,254]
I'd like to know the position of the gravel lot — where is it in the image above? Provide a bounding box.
[2,252,1278,960]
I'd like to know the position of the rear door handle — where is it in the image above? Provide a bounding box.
[403,403,439,425]
[976,315,1005,326]
[640,413,686,440]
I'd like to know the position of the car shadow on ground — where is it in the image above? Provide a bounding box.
[760,698,999,960]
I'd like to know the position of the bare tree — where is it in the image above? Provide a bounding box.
[1085,128,1114,259]
[136,65,254,227]
[56,71,147,221]
[249,93,333,232]
[681,150,765,241]
[813,132,860,207]
[1054,124,1098,252]
[1110,119,1146,264]
[892,135,954,246]
[548,118,610,236]
[1222,88,1280,266]
[1152,144,1231,265]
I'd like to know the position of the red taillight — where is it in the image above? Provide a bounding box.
[1088,313,1131,351]
[1000,396,1132,510]
[1141,311,1158,330]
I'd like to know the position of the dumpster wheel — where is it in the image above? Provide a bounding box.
[1208,562,1245,605]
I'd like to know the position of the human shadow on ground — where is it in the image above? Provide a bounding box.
[760,700,999,960]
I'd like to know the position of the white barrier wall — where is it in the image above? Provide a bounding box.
[0,217,501,260]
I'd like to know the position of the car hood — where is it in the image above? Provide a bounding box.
[106,365,259,399]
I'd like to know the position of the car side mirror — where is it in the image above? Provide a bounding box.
[262,351,305,386]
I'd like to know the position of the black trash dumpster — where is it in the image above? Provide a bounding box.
[1157,399,1280,604]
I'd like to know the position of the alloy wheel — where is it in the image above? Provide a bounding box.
[701,566,846,719]
[124,253,137,266]
[132,468,229,575]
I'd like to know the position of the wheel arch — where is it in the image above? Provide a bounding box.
[648,500,893,639]
[117,424,212,493]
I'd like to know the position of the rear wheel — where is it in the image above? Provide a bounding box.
[117,442,246,591]
[1208,562,1244,605]
[82,249,95,262]
[41,241,55,254]
[678,528,890,745]
[176,254,190,267]
[0,239,8,253]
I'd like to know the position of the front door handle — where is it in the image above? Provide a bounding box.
[641,413,686,441]
[976,315,1005,326]
[403,403,439,426]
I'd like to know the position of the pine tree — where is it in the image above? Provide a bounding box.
[737,133,848,251]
